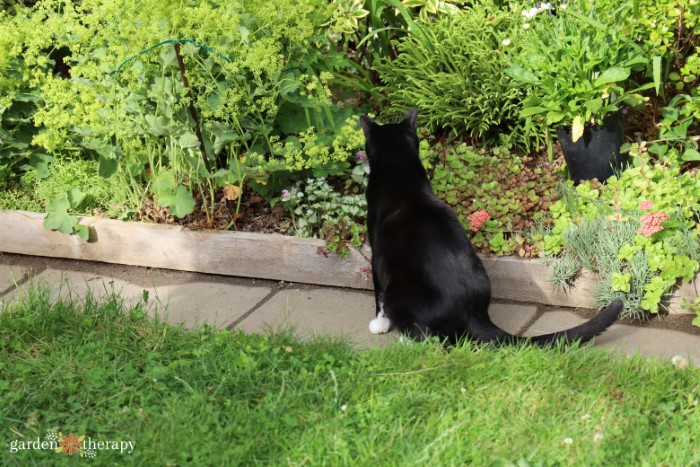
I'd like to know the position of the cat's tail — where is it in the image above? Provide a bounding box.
[497,299,623,347]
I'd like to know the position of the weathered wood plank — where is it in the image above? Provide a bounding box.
[482,255,597,309]
[0,210,696,313]
[0,211,373,289]
[668,277,699,315]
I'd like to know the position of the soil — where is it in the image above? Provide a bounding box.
[137,187,295,236]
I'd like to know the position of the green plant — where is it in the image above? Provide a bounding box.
[594,0,700,94]
[0,0,366,226]
[284,177,367,256]
[281,157,369,257]
[424,142,559,256]
[270,115,366,175]
[504,0,657,150]
[543,145,700,319]
[656,93,700,162]
[0,171,42,211]
[43,188,89,240]
[375,1,529,145]
[682,297,700,327]
[34,157,128,216]
[326,0,465,98]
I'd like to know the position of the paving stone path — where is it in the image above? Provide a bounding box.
[1,254,698,366]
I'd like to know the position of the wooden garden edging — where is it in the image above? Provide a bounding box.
[0,210,696,313]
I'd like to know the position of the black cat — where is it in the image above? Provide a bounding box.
[360,109,622,345]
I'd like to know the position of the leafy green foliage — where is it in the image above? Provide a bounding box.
[505,0,655,136]
[33,157,129,216]
[0,0,364,223]
[596,0,700,93]
[374,1,529,145]
[657,93,700,160]
[270,115,365,175]
[43,188,89,240]
[281,174,368,258]
[152,171,196,218]
[0,91,50,184]
[424,142,559,256]
[327,0,465,99]
[543,146,700,318]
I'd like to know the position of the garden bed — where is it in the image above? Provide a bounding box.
[2,1,699,322]
[1,210,695,314]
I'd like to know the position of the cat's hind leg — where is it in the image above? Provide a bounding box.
[369,299,392,334]
[369,261,391,334]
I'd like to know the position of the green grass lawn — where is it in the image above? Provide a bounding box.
[1,287,699,465]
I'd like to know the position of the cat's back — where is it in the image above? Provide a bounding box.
[374,188,480,268]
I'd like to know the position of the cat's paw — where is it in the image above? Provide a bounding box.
[369,314,392,334]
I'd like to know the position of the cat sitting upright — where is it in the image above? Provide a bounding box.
[360,109,622,345]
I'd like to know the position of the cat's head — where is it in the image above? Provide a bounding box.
[359,109,420,170]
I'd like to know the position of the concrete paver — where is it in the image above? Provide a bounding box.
[7,269,148,306]
[523,310,588,337]
[4,269,272,329]
[0,263,28,296]
[236,288,397,348]
[149,282,271,328]
[490,303,538,335]
[594,323,700,364]
[524,310,700,365]
[1,254,698,365]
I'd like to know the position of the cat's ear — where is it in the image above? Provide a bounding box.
[360,115,376,138]
[401,108,418,132]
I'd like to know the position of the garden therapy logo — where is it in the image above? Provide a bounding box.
[9,431,135,458]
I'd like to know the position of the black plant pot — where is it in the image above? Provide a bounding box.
[557,111,628,184]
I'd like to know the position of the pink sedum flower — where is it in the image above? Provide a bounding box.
[639,200,654,211]
[637,211,670,237]
[467,210,491,232]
